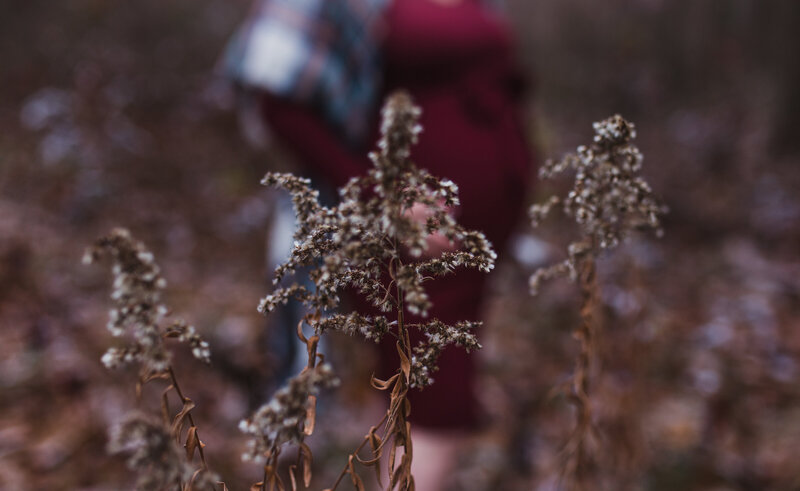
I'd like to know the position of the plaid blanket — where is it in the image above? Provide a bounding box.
[221,0,389,145]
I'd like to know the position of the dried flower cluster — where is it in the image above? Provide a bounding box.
[408,320,481,388]
[239,363,339,461]
[84,228,210,372]
[259,90,493,331]
[108,413,189,490]
[108,413,218,491]
[165,320,212,365]
[246,91,495,489]
[529,115,666,294]
[256,91,493,366]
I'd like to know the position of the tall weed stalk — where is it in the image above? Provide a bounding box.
[83,229,219,490]
[529,115,666,489]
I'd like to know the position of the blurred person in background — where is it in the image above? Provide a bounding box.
[221,0,535,487]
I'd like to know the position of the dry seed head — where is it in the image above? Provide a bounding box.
[239,364,339,462]
[259,91,495,322]
[409,320,482,388]
[529,115,666,293]
[85,228,211,370]
[376,90,423,167]
[108,413,192,490]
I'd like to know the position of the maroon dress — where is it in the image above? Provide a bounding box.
[262,0,533,429]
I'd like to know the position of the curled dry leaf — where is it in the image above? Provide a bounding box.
[137,371,170,401]
[397,342,411,382]
[368,426,383,487]
[289,464,298,491]
[304,395,317,436]
[170,397,196,440]
[185,426,199,461]
[161,384,174,425]
[299,441,313,488]
[370,373,399,391]
[348,455,366,491]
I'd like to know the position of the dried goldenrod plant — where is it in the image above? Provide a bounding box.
[84,228,220,490]
[245,91,495,490]
[528,115,665,489]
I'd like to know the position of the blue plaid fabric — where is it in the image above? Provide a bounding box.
[221,0,389,145]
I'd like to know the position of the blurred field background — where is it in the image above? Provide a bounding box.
[1,1,799,489]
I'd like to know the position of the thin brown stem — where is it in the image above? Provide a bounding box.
[167,366,207,469]
[260,449,281,491]
[562,257,598,489]
[397,296,406,354]
[391,268,414,491]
